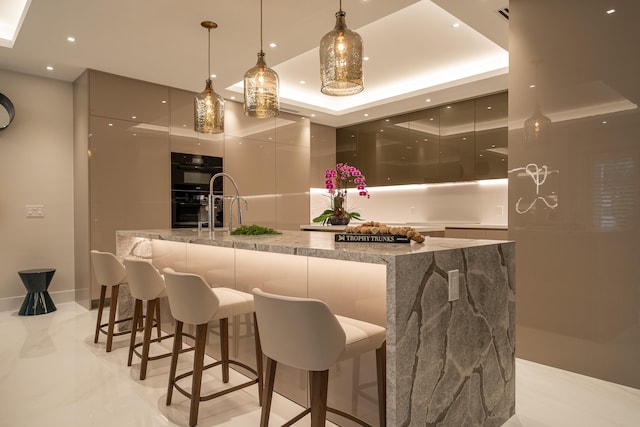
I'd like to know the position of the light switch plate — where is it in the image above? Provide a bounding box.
[448,269,459,301]
[26,204,45,218]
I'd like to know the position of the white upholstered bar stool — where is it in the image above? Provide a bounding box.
[163,268,264,427]
[124,258,173,380]
[90,250,134,352]
[253,288,387,427]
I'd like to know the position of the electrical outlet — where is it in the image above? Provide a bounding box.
[26,205,45,218]
[448,269,459,302]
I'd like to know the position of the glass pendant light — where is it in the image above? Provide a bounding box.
[195,21,224,134]
[244,0,280,118]
[319,0,363,96]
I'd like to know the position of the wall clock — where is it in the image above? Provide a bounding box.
[0,92,16,130]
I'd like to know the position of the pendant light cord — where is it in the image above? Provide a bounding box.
[207,27,212,79]
[339,0,342,12]
[260,0,264,53]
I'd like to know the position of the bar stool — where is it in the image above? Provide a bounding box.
[90,250,134,352]
[124,258,172,380]
[163,268,263,427]
[252,288,387,427]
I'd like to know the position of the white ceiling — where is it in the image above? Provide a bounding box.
[0,0,509,127]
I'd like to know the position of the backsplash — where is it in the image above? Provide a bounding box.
[310,178,508,226]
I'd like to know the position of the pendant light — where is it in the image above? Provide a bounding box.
[194,21,224,134]
[244,0,280,118]
[319,0,363,96]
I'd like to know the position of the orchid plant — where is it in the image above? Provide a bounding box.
[312,163,370,225]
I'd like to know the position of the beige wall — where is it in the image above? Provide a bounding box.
[0,70,75,309]
[509,1,640,388]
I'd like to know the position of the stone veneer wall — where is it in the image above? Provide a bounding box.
[393,243,515,426]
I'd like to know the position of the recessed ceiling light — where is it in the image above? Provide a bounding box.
[446,106,452,109]
[606,9,615,14]
[108,123,113,127]
[452,22,461,28]
[429,118,434,121]
[45,65,54,71]
[364,113,369,117]
[230,96,236,100]
[363,56,369,61]
[299,80,306,85]
[529,84,536,88]
[210,74,216,79]
[161,100,167,104]
[131,116,137,119]
[269,42,277,48]
[311,114,316,117]
[487,106,492,110]
[602,120,608,124]
[425,98,431,102]
[66,36,76,43]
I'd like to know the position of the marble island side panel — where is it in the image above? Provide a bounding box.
[116,229,515,426]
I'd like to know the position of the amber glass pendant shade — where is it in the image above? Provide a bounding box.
[320,8,364,96]
[244,0,280,118]
[194,21,224,134]
[195,78,225,134]
[244,52,280,118]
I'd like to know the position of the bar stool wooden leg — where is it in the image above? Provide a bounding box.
[253,313,264,404]
[106,284,120,352]
[376,342,387,427]
[128,299,143,366]
[220,318,229,383]
[190,323,208,427]
[166,321,183,406]
[94,285,107,343]
[140,298,156,380]
[155,298,162,340]
[260,357,277,427]
[310,370,329,427]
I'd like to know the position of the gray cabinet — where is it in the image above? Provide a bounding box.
[336,92,508,184]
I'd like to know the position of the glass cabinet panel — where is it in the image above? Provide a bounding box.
[439,99,475,182]
[475,92,508,179]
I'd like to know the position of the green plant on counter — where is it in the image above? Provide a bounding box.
[230,224,281,235]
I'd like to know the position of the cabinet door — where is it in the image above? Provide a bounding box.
[89,70,169,125]
[475,92,508,179]
[439,100,475,182]
[408,109,440,183]
[89,116,171,277]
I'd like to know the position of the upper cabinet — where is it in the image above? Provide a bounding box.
[336,91,508,184]
[89,71,169,125]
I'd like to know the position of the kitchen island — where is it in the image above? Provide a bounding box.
[116,229,515,426]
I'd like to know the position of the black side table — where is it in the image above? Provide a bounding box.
[18,268,57,315]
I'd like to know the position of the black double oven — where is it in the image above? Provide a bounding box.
[171,152,223,228]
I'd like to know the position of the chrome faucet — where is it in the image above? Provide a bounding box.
[208,173,247,232]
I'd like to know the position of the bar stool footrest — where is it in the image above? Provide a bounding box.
[172,359,259,403]
[99,316,135,337]
[131,332,196,361]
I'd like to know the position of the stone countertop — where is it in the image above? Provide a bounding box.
[118,228,508,265]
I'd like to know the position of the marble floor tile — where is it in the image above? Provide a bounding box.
[1,302,639,426]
